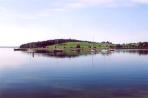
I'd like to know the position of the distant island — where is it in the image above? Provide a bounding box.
[19,39,148,49]
[14,39,148,53]
[13,39,148,57]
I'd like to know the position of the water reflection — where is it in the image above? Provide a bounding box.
[116,49,148,55]
[0,48,26,69]
[21,49,148,58]
[1,48,148,98]
[22,50,98,58]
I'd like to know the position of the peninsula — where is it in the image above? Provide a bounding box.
[16,39,148,53]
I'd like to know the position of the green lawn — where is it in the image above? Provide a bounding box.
[47,42,109,50]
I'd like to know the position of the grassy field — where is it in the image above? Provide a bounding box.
[29,42,112,57]
[47,42,109,50]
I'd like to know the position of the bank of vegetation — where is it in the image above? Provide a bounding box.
[19,39,148,49]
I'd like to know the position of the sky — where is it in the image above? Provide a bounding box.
[0,0,148,46]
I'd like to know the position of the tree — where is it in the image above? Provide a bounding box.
[76,44,81,48]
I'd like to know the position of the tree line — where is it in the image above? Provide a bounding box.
[110,42,148,49]
[20,39,84,48]
[20,39,148,49]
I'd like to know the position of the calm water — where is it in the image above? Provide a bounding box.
[0,48,148,98]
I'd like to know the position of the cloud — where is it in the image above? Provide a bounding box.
[0,6,11,16]
[78,0,115,5]
[0,0,148,19]
[39,0,119,14]
[37,8,65,17]
[67,0,148,8]
[131,0,148,4]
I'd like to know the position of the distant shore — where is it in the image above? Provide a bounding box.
[18,39,148,51]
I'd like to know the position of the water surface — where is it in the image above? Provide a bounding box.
[0,48,148,98]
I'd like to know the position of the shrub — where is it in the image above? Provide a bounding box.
[76,44,81,48]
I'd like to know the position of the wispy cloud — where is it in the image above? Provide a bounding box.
[40,0,148,14]
[0,6,11,16]
[0,0,148,18]
[77,0,115,5]
[70,0,148,8]
[132,0,148,4]
[0,0,148,45]
[66,0,148,8]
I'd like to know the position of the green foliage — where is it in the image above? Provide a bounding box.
[47,42,110,50]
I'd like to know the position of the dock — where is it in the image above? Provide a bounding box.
[14,48,27,51]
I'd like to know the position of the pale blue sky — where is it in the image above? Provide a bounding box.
[0,0,148,46]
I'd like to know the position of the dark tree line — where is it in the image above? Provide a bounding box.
[110,42,148,49]
[20,39,84,48]
[20,39,148,49]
